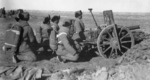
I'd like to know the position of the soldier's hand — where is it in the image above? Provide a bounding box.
[37,47,44,52]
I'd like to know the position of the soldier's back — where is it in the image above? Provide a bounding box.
[41,24,51,38]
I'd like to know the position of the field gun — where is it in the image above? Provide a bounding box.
[84,10,141,59]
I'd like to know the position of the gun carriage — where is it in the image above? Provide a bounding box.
[83,9,140,59]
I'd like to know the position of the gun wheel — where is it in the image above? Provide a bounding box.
[97,24,134,59]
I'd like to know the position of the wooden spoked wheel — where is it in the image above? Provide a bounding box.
[97,24,134,59]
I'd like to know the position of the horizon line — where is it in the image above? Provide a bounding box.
[4,9,150,13]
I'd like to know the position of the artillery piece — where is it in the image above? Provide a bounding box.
[85,9,140,59]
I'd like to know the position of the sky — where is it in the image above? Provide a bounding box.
[0,0,150,12]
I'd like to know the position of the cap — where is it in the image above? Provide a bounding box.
[75,10,82,15]
[51,15,60,22]
[19,12,30,21]
[43,15,51,24]
[62,19,71,27]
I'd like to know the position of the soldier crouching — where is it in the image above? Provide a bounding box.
[72,10,86,52]
[15,12,37,62]
[49,15,60,51]
[35,15,52,51]
[56,19,79,62]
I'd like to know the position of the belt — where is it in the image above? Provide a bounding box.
[5,43,16,47]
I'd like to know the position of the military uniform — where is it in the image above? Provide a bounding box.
[72,18,86,41]
[72,10,86,42]
[16,20,37,62]
[49,22,59,51]
[36,23,52,50]
[71,11,86,53]
[56,20,78,61]
[51,22,59,33]
[34,15,52,52]
[0,23,19,63]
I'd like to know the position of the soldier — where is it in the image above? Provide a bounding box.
[51,15,60,33]
[2,7,6,18]
[72,10,86,42]
[56,19,79,62]
[35,15,52,51]
[72,10,86,52]
[0,7,6,18]
[49,15,60,51]
[15,12,37,62]
[1,10,24,63]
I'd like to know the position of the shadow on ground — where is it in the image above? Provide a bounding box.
[78,48,99,62]
[33,45,99,62]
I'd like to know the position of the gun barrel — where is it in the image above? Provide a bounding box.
[88,8,98,27]
[126,25,140,30]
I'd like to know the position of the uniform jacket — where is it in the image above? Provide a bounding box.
[72,18,86,41]
[36,23,52,43]
[17,21,37,53]
[40,24,52,38]
[51,23,59,33]
[49,23,59,51]
[74,18,85,33]
[57,27,76,55]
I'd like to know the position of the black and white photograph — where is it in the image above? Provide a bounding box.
[0,0,150,79]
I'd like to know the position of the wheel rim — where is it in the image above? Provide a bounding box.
[97,24,134,59]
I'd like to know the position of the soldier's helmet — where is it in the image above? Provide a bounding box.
[43,15,51,24]
[62,19,71,27]
[19,12,30,21]
[51,15,60,22]
[75,10,82,18]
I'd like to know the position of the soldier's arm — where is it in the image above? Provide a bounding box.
[61,34,76,55]
[49,29,58,51]
[53,25,59,32]
[35,26,42,43]
[28,26,37,43]
[74,21,81,33]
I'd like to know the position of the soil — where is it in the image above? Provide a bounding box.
[0,13,150,80]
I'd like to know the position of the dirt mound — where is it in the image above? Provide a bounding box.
[118,39,150,64]
[1,39,150,80]
[44,39,150,80]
